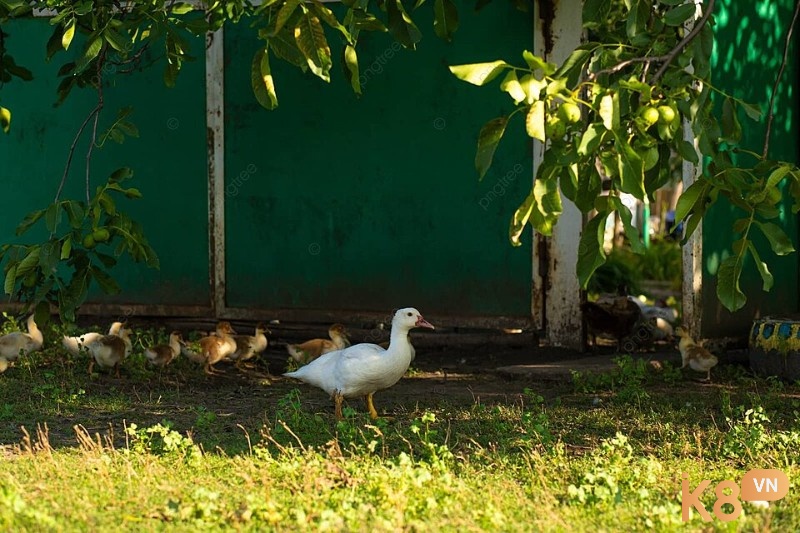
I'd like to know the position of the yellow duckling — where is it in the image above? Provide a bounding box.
[676,327,719,381]
[0,314,44,362]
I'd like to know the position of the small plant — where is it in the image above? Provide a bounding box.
[409,411,453,469]
[125,422,201,462]
[193,407,217,431]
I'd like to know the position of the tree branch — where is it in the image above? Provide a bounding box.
[652,0,716,84]
[588,56,666,81]
[588,0,716,84]
[763,0,800,159]
[85,47,107,204]
[54,104,102,208]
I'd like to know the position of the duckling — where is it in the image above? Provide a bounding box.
[62,321,124,356]
[186,322,237,375]
[86,325,133,378]
[0,357,8,374]
[228,323,269,369]
[144,331,183,368]
[286,323,350,365]
[0,314,44,361]
[676,327,718,381]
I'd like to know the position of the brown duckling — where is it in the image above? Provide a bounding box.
[286,323,350,365]
[144,331,183,368]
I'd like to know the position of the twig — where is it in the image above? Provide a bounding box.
[652,0,716,83]
[54,104,102,207]
[85,49,107,204]
[763,0,800,159]
[589,56,665,81]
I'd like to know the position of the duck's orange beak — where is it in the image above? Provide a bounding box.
[416,316,435,329]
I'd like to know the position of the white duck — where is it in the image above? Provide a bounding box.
[0,314,44,361]
[62,321,124,356]
[86,325,133,377]
[284,308,434,419]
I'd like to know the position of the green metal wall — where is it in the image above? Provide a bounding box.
[0,18,209,308]
[223,3,534,319]
[701,0,799,336]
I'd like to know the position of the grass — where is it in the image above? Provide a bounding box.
[1,321,800,531]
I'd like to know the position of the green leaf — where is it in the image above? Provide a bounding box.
[741,101,762,121]
[720,97,741,144]
[675,139,699,164]
[171,2,195,15]
[61,237,73,260]
[62,18,76,50]
[475,117,508,180]
[4,264,17,296]
[582,0,611,27]
[674,180,707,223]
[749,165,792,204]
[575,161,603,213]
[39,240,59,274]
[16,246,41,279]
[45,203,61,234]
[747,241,774,292]
[15,209,45,236]
[104,28,129,53]
[433,0,459,41]
[664,3,697,26]
[268,28,308,70]
[755,221,795,256]
[509,190,535,247]
[526,101,545,142]
[614,134,645,199]
[522,51,556,75]
[449,60,509,86]
[124,188,143,199]
[90,266,121,295]
[577,123,606,156]
[273,0,303,35]
[609,196,644,253]
[342,44,361,96]
[387,0,422,49]
[252,48,279,110]
[716,255,746,312]
[295,9,332,81]
[311,0,351,40]
[530,175,563,236]
[98,193,116,216]
[62,201,85,229]
[76,36,103,74]
[552,46,592,85]
[577,212,609,289]
[500,71,527,104]
[109,167,134,183]
[599,93,618,130]
[0,106,10,134]
[626,0,649,39]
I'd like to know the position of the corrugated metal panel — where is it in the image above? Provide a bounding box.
[0,18,210,308]
[222,3,534,322]
[701,0,799,336]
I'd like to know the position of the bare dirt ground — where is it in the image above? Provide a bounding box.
[2,319,696,452]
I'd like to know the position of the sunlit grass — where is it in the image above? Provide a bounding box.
[1,324,800,530]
